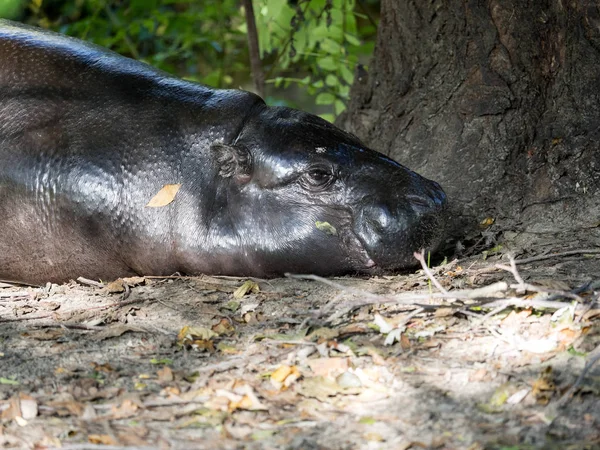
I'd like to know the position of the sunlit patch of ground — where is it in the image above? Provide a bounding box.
[1,246,599,449]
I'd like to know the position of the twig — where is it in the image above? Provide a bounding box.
[552,345,600,410]
[286,274,572,312]
[54,445,155,450]
[196,354,268,374]
[0,279,40,287]
[508,283,584,302]
[474,297,572,310]
[242,0,265,98]
[0,290,33,298]
[414,249,449,294]
[77,277,105,288]
[472,304,511,327]
[514,249,600,265]
[496,254,525,287]
[285,273,382,301]
[497,256,584,302]
[0,297,148,323]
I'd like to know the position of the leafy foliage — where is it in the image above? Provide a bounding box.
[9,0,378,119]
[253,0,375,121]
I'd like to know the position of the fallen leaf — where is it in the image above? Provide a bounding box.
[177,325,217,346]
[270,365,301,390]
[372,314,394,334]
[271,365,294,383]
[1,393,38,421]
[22,329,65,341]
[89,434,119,445]
[122,276,146,286]
[308,327,340,342]
[48,399,85,417]
[233,280,260,299]
[479,217,495,228]
[92,362,115,373]
[307,358,349,377]
[477,383,517,413]
[146,184,181,207]
[434,307,455,318]
[216,342,239,354]
[531,366,556,405]
[506,388,530,404]
[469,368,489,382]
[212,318,235,335]
[336,371,362,388]
[315,221,337,236]
[399,333,411,351]
[110,399,139,419]
[150,358,173,365]
[106,279,125,293]
[157,366,174,383]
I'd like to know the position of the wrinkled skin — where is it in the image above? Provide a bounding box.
[0,20,447,285]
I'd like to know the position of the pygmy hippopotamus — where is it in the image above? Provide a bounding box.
[0,20,447,285]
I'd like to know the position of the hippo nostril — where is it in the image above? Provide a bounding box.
[406,194,433,209]
[406,195,439,211]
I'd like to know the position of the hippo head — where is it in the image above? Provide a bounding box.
[207,106,446,276]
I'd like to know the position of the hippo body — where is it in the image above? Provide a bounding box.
[0,20,446,285]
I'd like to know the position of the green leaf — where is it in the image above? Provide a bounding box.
[320,38,342,54]
[317,56,337,71]
[150,358,173,365]
[344,32,361,47]
[0,377,19,385]
[266,0,286,21]
[316,93,336,105]
[340,64,354,85]
[325,74,338,87]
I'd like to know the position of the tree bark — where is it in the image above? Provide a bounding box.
[339,1,600,240]
[242,0,265,99]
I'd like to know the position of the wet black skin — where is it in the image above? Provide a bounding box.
[0,20,447,285]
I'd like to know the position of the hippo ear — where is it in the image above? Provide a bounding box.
[211,143,253,184]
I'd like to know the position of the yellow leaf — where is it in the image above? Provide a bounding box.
[479,217,495,228]
[177,326,218,348]
[89,435,118,445]
[146,184,181,208]
[271,365,294,383]
[315,221,337,236]
[233,280,260,299]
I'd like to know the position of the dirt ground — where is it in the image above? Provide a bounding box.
[1,236,599,450]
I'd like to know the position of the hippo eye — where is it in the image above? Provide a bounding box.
[300,165,335,190]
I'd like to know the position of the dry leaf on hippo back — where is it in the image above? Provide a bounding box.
[145,184,182,208]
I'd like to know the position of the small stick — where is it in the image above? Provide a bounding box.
[76,277,105,288]
[496,255,525,288]
[550,345,600,412]
[515,249,600,265]
[414,249,449,295]
[508,283,584,302]
[0,291,33,298]
[286,274,572,310]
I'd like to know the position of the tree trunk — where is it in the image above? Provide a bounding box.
[339,1,600,243]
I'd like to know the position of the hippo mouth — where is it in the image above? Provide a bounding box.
[338,226,377,270]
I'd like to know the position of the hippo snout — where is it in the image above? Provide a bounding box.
[405,180,447,213]
[355,180,447,270]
